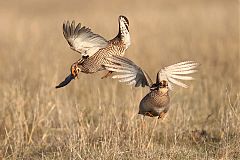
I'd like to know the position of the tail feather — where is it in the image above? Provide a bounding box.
[56,74,75,89]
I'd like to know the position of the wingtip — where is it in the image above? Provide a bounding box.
[187,61,200,68]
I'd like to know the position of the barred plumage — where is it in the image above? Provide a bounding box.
[103,56,199,119]
[79,39,127,73]
[56,15,130,88]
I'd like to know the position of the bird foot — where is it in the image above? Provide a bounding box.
[158,112,166,120]
[101,71,113,79]
[144,112,154,117]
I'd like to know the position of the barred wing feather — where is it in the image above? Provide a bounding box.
[63,21,108,57]
[104,56,153,87]
[158,61,199,90]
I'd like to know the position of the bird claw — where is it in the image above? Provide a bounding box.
[158,112,166,120]
[101,71,113,79]
[144,112,154,117]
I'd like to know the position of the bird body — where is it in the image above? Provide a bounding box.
[104,56,199,119]
[56,16,130,88]
[139,89,170,117]
[79,38,127,73]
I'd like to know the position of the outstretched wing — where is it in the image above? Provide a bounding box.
[104,56,153,87]
[158,61,199,90]
[63,21,108,57]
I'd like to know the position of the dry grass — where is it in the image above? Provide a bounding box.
[0,0,239,159]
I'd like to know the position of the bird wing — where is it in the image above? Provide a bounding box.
[63,21,108,57]
[103,56,153,87]
[158,61,199,90]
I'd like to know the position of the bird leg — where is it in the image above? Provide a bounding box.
[101,71,113,79]
[158,112,166,120]
[144,112,154,117]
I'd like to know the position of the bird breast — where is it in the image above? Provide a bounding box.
[139,90,170,114]
[79,42,126,73]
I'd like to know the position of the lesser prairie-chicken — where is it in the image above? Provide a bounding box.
[56,16,130,88]
[104,56,199,119]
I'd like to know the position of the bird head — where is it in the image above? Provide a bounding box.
[71,62,81,79]
[159,80,169,94]
[159,80,168,88]
[150,80,168,91]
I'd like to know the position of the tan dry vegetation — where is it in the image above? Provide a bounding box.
[0,0,239,159]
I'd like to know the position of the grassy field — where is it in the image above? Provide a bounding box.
[0,0,239,159]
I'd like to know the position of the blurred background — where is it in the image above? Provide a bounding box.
[0,0,239,159]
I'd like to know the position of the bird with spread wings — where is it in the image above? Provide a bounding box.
[56,16,130,88]
[103,56,199,119]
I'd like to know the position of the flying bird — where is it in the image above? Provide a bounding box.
[56,15,131,88]
[103,56,199,119]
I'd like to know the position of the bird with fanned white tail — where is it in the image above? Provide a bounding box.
[103,56,199,119]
